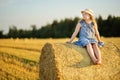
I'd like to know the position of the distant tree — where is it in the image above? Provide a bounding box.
[97,15,103,35]
[111,16,120,36]
[8,25,18,38]
[31,25,37,38]
[0,30,3,38]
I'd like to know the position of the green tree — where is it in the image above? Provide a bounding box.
[0,30,3,38]
[8,25,18,38]
[31,25,37,38]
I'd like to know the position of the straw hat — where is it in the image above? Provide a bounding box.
[81,9,94,16]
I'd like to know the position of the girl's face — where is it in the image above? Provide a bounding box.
[82,12,91,20]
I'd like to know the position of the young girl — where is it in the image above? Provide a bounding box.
[66,9,103,65]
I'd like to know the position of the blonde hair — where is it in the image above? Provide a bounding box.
[90,15,98,29]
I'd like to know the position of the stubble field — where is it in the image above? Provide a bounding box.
[0,37,120,80]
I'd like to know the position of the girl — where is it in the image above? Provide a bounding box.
[66,9,103,65]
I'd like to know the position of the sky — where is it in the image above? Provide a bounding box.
[0,0,120,34]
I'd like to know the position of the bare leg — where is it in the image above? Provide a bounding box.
[92,43,102,64]
[86,43,97,64]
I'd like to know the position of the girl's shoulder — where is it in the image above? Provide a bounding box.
[78,19,85,24]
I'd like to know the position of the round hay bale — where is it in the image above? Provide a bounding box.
[39,42,120,80]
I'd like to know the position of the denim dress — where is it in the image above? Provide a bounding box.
[73,20,97,47]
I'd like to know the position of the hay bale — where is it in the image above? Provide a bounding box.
[39,43,120,80]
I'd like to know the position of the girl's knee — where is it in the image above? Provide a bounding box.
[86,43,92,47]
[92,43,98,47]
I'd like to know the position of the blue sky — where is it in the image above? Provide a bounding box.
[0,0,120,34]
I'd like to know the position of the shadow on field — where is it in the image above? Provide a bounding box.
[68,61,93,68]
[63,43,93,68]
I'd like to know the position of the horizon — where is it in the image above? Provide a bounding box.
[0,0,120,34]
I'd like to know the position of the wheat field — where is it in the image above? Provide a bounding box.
[0,37,120,80]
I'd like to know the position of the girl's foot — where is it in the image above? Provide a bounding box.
[93,59,98,64]
[95,60,101,65]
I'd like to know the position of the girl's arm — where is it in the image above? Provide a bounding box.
[66,23,81,43]
[94,26,102,42]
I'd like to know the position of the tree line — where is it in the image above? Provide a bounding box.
[0,15,120,38]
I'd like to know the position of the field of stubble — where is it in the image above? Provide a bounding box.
[0,37,120,80]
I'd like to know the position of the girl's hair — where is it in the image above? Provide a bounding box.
[90,15,98,29]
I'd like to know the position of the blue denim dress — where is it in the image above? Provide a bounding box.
[73,20,97,47]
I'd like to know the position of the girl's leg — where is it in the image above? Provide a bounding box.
[92,43,102,64]
[86,43,97,64]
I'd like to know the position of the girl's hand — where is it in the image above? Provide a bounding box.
[66,41,71,44]
[98,41,104,47]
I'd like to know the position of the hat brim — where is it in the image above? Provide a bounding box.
[81,11,93,16]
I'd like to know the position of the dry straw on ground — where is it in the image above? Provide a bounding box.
[39,42,120,80]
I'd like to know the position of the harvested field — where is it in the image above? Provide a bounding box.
[0,38,120,79]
